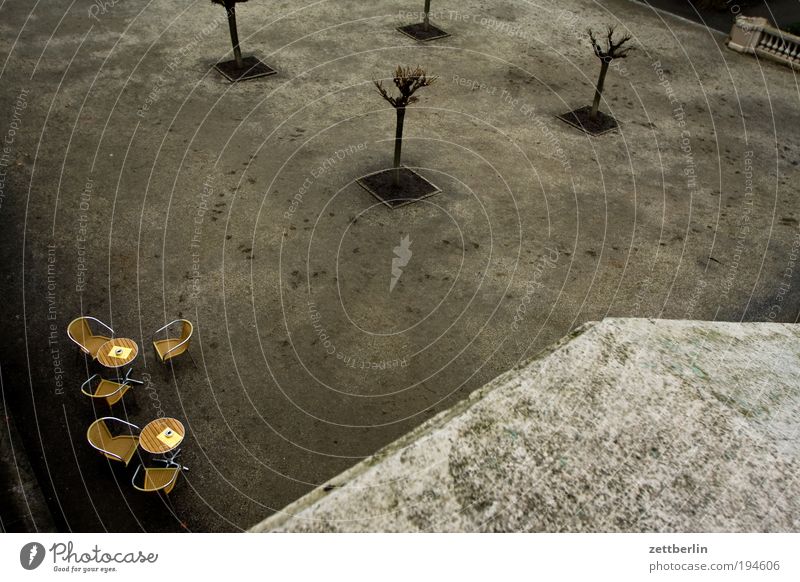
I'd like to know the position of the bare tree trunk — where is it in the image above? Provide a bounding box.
[423,0,431,30]
[226,1,244,69]
[590,59,609,120]
[393,107,406,187]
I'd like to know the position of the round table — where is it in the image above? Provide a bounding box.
[96,338,139,369]
[139,418,186,455]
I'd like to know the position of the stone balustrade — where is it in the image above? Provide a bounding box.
[728,16,800,70]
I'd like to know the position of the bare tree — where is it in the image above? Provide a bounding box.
[212,0,249,69]
[587,26,634,120]
[374,66,437,186]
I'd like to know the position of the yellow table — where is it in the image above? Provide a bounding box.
[96,338,139,369]
[139,418,185,455]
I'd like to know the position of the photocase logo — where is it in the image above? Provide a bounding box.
[390,234,413,292]
[20,542,46,570]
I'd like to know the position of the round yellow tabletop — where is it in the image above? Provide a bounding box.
[139,418,186,455]
[96,338,139,368]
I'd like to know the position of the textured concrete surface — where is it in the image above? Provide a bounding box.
[254,318,800,532]
[1,0,799,531]
[0,389,55,532]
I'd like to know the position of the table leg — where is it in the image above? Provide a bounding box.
[123,367,144,385]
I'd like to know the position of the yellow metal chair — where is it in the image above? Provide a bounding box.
[67,316,114,360]
[80,374,132,407]
[132,459,188,495]
[152,319,195,365]
[86,417,140,467]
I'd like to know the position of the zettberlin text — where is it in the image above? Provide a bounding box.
[649,543,708,554]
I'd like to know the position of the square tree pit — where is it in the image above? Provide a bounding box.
[397,22,450,42]
[557,106,619,136]
[357,167,441,208]
[215,56,277,82]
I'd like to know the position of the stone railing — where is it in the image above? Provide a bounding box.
[728,16,800,70]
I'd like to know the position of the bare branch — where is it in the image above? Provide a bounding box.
[374,65,437,109]
[588,28,602,59]
[374,79,397,107]
[587,25,635,62]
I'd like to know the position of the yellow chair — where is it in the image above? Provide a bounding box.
[67,317,114,360]
[132,460,188,495]
[152,319,195,365]
[80,374,132,407]
[86,417,140,466]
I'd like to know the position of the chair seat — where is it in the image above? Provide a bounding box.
[93,379,130,407]
[100,435,138,466]
[143,468,179,494]
[153,338,187,362]
[83,334,112,358]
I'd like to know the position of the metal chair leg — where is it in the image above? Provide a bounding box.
[161,359,171,379]
[124,367,144,385]
[156,455,189,473]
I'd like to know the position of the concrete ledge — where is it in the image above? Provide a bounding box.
[251,321,595,532]
[251,318,800,532]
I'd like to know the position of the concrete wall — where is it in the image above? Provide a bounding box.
[252,318,800,532]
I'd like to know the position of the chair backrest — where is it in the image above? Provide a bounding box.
[86,417,139,462]
[153,319,194,362]
[179,319,193,342]
[67,318,94,351]
[81,374,123,399]
[154,319,193,342]
[87,418,114,450]
[68,317,113,352]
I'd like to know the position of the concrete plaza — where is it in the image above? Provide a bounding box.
[0,0,798,531]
